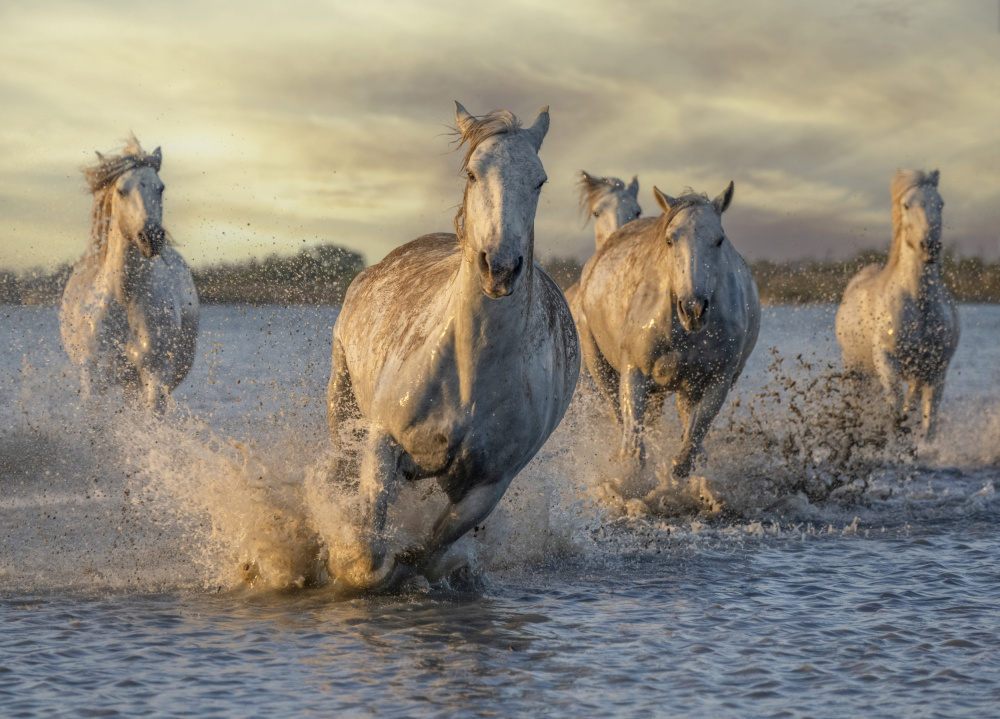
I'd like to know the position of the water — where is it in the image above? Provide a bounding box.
[2,304,1000,717]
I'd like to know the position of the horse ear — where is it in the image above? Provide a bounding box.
[95,151,104,161]
[627,175,639,199]
[653,186,675,214]
[454,101,475,137]
[150,147,162,172]
[713,181,734,215]
[525,106,549,152]
[929,169,940,187]
[580,170,598,190]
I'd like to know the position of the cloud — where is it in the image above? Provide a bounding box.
[1,0,998,271]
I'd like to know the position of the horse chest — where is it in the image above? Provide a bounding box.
[390,356,546,479]
[888,300,955,376]
[634,318,733,389]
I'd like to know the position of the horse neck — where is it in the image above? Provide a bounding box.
[101,222,150,305]
[452,239,535,368]
[886,225,940,299]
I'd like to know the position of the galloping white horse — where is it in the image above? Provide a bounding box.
[576,183,760,478]
[328,103,579,590]
[60,136,199,412]
[836,169,959,439]
[564,171,641,313]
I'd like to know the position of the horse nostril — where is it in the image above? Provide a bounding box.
[511,255,524,279]
[478,251,489,275]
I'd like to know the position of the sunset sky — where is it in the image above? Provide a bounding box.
[1,0,998,271]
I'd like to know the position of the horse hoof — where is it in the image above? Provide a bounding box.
[239,559,260,586]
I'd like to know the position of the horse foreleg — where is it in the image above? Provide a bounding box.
[674,380,730,479]
[903,380,919,417]
[873,350,905,430]
[921,379,945,442]
[619,363,652,463]
[357,429,405,575]
[404,478,512,583]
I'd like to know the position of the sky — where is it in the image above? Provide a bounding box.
[1,0,999,271]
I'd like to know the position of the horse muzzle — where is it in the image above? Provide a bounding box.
[677,296,710,332]
[138,225,165,258]
[478,252,524,299]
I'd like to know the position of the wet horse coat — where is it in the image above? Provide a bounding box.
[576,183,759,478]
[60,137,198,412]
[564,171,641,315]
[836,169,959,439]
[328,103,579,589]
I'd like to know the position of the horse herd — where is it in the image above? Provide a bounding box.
[58,103,960,591]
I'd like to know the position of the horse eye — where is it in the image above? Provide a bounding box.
[903,203,910,210]
[467,171,476,183]
[665,234,674,246]
[593,211,600,218]
[716,235,725,246]
[535,180,546,192]
[116,187,127,198]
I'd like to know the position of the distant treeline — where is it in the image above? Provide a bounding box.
[539,250,1000,304]
[6,246,1000,306]
[1,244,365,307]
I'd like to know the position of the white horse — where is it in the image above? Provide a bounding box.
[576,183,760,478]
[564,171,641,314]
[60,136,199,413]
[836,169,959,440]
[327,103,580,590]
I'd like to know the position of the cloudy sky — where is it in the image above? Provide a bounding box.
[1,0,998,271]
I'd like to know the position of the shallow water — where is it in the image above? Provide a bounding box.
[2,304,1000,717]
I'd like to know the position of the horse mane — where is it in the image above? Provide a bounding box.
[660,190,712,230]
[577,171,627,222]
[889,169,939,265]
[79,135,164,264]
[452,110,523,241]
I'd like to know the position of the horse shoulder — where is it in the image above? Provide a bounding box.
[336,233,462,408]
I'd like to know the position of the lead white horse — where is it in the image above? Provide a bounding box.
[836,169,959,440]
[576,183,760,479]
[564,171,641,314]
[60,137,199,413]
[328,103,580,591]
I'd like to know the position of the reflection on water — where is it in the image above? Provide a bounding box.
[2,304,1000,716]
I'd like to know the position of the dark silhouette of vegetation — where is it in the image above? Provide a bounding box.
[0,244,365,306]
[191,244,365,305]
[6,247,1000,306]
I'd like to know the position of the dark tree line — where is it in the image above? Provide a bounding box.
[1,244,365,306]
[5,246,1000,306]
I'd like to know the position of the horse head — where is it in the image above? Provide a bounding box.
[653,181,734,333]
[111,146,165,259]
[579,171,641,249]
[454,102,549,299]
[892,169,943,265]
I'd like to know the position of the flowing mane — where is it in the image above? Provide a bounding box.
[79,135,165,264]
[660,190,712,229]
[577,171,629,221]
[452,109,523,241]
[889,168,939,265]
